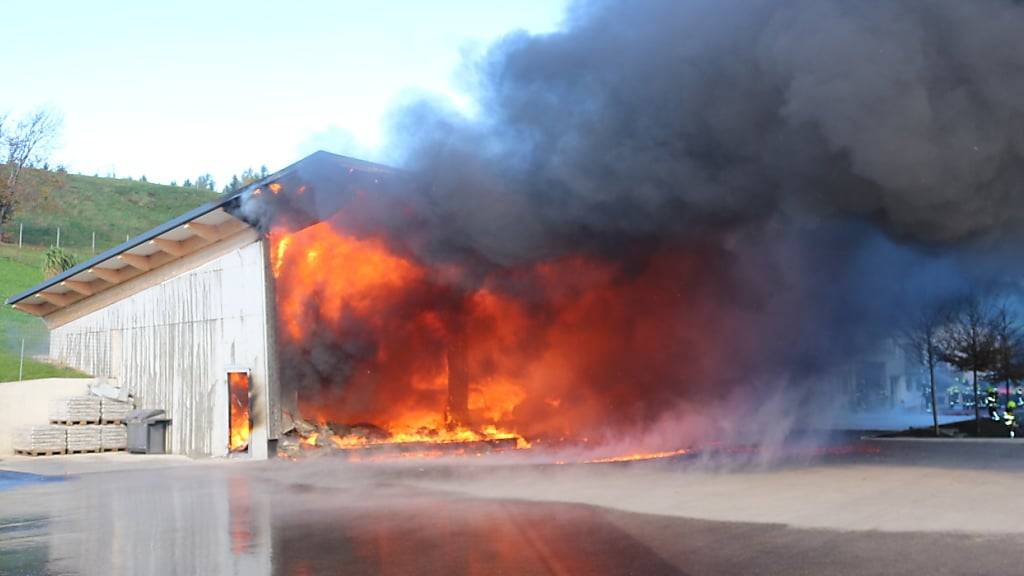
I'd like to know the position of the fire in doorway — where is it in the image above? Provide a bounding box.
[229,371,252,453]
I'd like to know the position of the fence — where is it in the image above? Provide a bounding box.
[0,222,134,255]
[1,322,50,376]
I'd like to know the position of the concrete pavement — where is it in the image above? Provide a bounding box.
[1,438,1023,575]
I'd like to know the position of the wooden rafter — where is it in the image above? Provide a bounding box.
[118,253,152,271]
[184,221,222,241]
[13,302,52,316]
[89,267,124,283]
[62,280,97,296]
[219,218,248,236]
[37,291,79,307]
[151,238,188,257]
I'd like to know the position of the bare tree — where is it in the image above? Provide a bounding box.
[900,308,945,436]
[938,298,998,436]
[985,305,1024,409]
[0,109,62,226]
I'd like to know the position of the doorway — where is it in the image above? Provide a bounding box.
[228,370,252,453]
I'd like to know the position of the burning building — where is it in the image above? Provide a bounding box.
[10,0,1024,459]
[5,151,741,459]
[1,154,381,457]
[2,152,634,458]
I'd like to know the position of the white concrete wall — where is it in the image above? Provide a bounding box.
[48,232,274,458]
[0,377,94,455]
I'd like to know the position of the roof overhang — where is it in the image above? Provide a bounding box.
[6,151,398,318]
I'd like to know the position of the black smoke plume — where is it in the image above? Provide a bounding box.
[357,1,1023,365]
[261,0,1024,435]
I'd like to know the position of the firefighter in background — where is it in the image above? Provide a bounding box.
[985,386,1000,421]
[947,384,962,410]
[1004,401,1018,438]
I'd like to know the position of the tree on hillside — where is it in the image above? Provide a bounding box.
[900,307,946,436]
[938,298,998,435]
[222,167,268,193]
[0,109,62,226]
[985,305,1024,409]
[196,174,215,191]
[223,174,241,194]
[183,179,193,188]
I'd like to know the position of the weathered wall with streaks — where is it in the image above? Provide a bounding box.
[49,236,274,458]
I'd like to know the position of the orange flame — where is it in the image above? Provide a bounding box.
[583,448,690,464]
[270,213,736,452]
[228,372,251,452]
[301,432,319,447]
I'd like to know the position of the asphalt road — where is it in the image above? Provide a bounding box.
[1,439,1023,575]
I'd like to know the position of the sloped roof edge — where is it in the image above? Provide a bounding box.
[5,150,393,307]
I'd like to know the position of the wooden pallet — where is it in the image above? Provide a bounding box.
[67,449,101,454]
[50,420,100,425]
[100,447,126,453]
[100,419,125,425]
[14,449,65,457]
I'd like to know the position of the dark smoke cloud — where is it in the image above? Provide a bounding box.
[348,1,1024,359]
[378,0,1024,252]
[268,0,1024,429]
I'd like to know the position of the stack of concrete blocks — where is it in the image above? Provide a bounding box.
[67,425,102,453]
[15,393,133,456]
[100,398,132,423]
[13,425,68,455]
[49,396,102,424]
[100,424,128,451]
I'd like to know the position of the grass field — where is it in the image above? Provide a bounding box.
[0,245,48,350]
[0,170,220,380]
[0,349,87,380]
[0,169,219,253]
[0,245,88,380]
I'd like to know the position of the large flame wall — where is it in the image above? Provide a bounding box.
[272,220,763,443]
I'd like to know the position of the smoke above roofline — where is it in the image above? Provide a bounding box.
[247,1,1024,433]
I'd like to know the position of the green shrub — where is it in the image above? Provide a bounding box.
[42,245,78,276]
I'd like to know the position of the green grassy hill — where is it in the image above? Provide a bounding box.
[1,169,219,252]
[0,170,220,381]
[0,245,86,380]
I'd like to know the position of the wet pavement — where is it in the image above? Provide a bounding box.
[2,440,1024,575]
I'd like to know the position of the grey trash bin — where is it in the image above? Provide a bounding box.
[127,409,171,454]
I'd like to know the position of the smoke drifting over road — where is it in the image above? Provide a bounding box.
[256,0,1024,447]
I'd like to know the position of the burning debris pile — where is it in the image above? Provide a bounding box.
[277,411,522,461]
[245,0,1024,460]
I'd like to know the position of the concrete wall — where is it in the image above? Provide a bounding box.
[0,377,94,455]
[47,230,276,458]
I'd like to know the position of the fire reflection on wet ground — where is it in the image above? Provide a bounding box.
[0,465,683,576]
[273,498,681,576]
[2,441,1024,576]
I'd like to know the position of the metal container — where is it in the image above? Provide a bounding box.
[127,409,171,454]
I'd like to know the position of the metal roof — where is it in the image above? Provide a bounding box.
[5,150,397,316]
